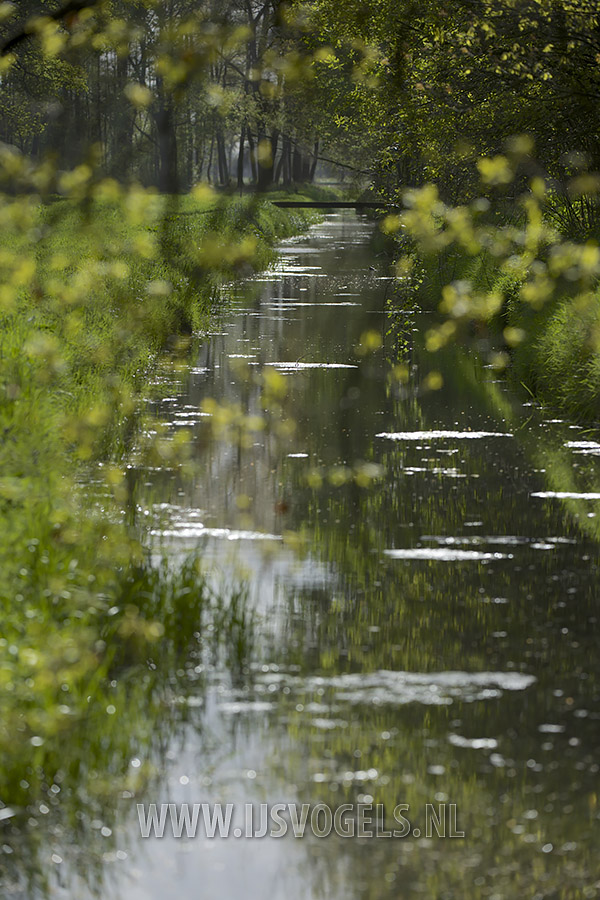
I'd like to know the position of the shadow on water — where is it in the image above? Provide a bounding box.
[4,213,600,899]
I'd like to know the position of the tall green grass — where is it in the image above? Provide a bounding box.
[0,188,317,892]
[413,238,600,423]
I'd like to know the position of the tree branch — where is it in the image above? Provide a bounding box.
[247,129,371,175]
[0,0,101,57]
[133,119,158,148]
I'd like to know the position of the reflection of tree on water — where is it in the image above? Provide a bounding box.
[258,480,599,897]
[0,562,255,899]
[248,327,600,899]
[8,215,599,900]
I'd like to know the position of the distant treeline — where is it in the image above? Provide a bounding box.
[0,0,332,193]
[2,0,600,228]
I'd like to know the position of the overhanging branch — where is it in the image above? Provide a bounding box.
[0,0,101,57]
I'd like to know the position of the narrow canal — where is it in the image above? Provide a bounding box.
[77,213,600,898]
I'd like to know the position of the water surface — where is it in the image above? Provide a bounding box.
[56,215,600,897]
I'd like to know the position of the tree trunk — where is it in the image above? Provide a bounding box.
[302,151,311,182]
[292,145,303,183]
[195,142,204,181]
[206,134,215,184]
[216,127,228,185]
[283,136,292,185]
[309,140,320,182]
[257,128,279,190]
[155,92,178,194]
[112,54,134,179]
[237,123,246,190]
[274,138,285,184]
[247,129,258,183]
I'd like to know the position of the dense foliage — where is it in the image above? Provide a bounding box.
[0,0,339,190]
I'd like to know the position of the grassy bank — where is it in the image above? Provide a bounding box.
[504,280,600,422]
[0,185,317,887]
[461,251,600,423]
[388,188,600,425]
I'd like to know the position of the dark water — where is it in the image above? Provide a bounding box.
[73,215,600,897]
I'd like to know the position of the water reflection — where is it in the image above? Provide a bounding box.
[7,213,600,898]
[121,213,599,899]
